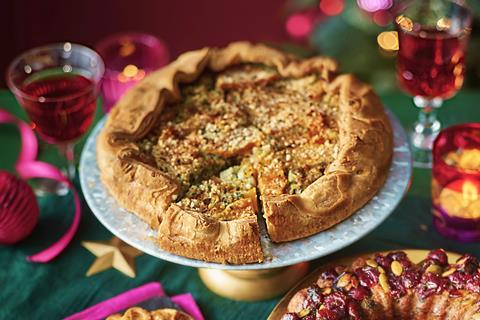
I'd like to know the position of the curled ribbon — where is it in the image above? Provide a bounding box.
[64,282,205,320]
[0,108,81,263]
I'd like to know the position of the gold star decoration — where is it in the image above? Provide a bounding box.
[82,236,143,278]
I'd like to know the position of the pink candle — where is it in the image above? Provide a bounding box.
[95,32,169,113]
[432,123,480,242]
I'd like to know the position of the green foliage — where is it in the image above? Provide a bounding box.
[310,5,397,93]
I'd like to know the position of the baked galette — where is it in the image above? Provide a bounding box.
[97,42,393,264]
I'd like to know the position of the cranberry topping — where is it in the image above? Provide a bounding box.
[305,284,324,309]
[466,273,480,293]
[427,249,448,266]
[323,292,348,317]
[457,254,479,274]
[388,273,407,299]
[387,251,408,261]
[387,251,412,268]
[281,313,301,320]
[448,271,471,290]
[449,289,463,297]
[317,269,338,288]
[316,308,341,320]
[415,272,449,299]
[401,268,422,289]
[356,266,380,288]
[348,286,369,301]
[347,301,363,319]
[419,258,437,272]
[374,254,392,269]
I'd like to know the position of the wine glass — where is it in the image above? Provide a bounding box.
[6,43,104,195]
[395,0,472,168]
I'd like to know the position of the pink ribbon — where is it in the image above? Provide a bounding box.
[64,282,204,320]
[0,108,81,262]
[171,293,205,320]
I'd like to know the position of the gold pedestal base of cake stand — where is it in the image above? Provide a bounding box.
[198,262,310,301]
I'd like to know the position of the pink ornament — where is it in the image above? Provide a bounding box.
[0,170,39,244]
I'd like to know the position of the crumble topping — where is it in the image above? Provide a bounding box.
[135,64,341,219]
[177,163,258,221]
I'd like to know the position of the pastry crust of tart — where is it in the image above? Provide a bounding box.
[106,307,192,320]
[97,42,393,264]
[262,74,393,242]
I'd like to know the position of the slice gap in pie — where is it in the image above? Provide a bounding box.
[97,42,393,264]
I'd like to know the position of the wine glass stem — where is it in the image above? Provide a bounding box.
[57,143,76,181]
[418,106,437,129]
[409,96,443,168]
[413,96,442,140]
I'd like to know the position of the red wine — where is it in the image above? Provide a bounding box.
[397,28,467,99]
[20,73,97,143]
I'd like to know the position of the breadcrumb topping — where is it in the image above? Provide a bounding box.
[136,64,340,218]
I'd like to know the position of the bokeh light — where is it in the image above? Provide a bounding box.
[286,13,313,39]
[357,0,393,12]
[377,31,399,51]
[396,15,414,32]
[319,0,345,16]
[437,17,452,31]
[373,10,392,26]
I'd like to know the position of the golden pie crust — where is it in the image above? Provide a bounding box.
[106,307,192,320]
[97,42,393,264]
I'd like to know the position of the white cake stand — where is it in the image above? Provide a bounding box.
[79,110,412,301]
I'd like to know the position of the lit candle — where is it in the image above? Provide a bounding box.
[438,179,480,219]
[95,33,169,113]
[432,123,480,242]
[440,148,480,219]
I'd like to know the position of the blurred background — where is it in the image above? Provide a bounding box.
[1,0,479,94]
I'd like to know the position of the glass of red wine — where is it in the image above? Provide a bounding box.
[7,43,104,195]
[395,0,472,168]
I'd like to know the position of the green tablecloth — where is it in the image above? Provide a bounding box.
[1,89,479,319]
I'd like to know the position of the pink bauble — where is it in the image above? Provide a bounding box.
[0,170,39,244]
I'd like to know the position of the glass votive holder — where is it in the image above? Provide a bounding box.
[95,32,169,113]
[432,123,480,242]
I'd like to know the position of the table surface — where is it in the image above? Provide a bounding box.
[1,89,479,320]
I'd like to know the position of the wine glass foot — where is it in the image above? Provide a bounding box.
[33,178,69,197]
[409,119,441,169]
[411,147,433,169]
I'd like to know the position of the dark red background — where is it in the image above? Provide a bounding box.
[0,0,288,87]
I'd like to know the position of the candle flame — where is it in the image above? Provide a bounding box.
[119,40,135,57]
[123,64,139,78]
[458,149,480,172]
[117,64,146,83]
[462,181,478,205]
